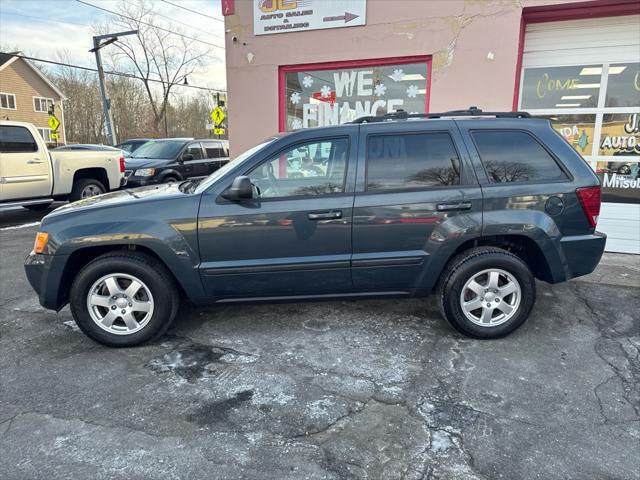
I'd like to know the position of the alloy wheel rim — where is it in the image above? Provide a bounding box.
[86,273,154,335]
[81,184,102,198]
[459,268,521,327]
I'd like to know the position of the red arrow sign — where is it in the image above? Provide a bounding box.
[322,11,359,24]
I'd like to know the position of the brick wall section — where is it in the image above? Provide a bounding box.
[0,59,65,143]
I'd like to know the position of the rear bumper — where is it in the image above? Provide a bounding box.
[560,231,607,280]
[24,252,68,310]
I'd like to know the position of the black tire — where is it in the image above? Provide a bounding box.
[24,202,52,211]
[436,247,536,339]
[617,164,631,175]
[69,251,180,347]
[69,178,106,202]
[162,175,179,184]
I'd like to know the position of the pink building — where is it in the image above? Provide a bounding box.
[223,0,639,253]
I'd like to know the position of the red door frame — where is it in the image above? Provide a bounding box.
[278,55,432,132]
[512,0,640,111]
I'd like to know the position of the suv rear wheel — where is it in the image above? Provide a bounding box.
[437,247,536,338]
[69,251,180,347]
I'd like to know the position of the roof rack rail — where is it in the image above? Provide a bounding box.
[350,106,531,124]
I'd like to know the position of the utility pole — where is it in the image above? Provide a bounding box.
[90,30,138,146]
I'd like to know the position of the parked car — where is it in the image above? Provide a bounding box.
[0,121,126,210]
[25,108,606,347]
[54,144,122,152]
[124,138,229,187]
[115,139,151,155]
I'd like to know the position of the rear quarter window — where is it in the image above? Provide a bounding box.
[471,130,567,183]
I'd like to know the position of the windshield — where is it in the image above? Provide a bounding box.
[130,140,186,159]
[193,138,277,194]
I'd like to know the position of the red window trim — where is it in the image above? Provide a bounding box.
[278,55,432,132]
[512,0,640,111]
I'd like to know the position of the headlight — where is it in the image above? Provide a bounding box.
[134,168,156,176]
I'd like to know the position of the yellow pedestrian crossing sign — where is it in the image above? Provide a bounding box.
[48,115,60,131]
[210,107,225,126]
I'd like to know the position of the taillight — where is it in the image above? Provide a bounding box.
[576,186,601,228]
[119,156,125,173]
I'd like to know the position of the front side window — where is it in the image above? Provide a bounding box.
[185,143,204,160]
[0,93,16,109]
[248,138,349,198]
[0,126,38,153]
[366,132,460,191]
[472,131,567,183]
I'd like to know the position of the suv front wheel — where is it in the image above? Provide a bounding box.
[437,247,536,338]
[69,251,180,347]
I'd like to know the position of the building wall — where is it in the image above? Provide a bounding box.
[224,0,582,156]
[0,59,65,143]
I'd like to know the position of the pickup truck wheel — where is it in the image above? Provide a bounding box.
[24,202,52,211]
[437,247,536,339]
[69,178,106,202]
[69,251,180,347]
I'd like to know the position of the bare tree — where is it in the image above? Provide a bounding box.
[95,0,211,135]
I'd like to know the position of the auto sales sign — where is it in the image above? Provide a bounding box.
[254,0,366,35]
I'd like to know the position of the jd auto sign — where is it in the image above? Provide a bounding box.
[254,0,366,35]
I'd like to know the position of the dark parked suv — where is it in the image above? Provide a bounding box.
[25,108,606,347]
[124,138,229,187]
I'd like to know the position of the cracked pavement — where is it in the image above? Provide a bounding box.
[1,217,639,480]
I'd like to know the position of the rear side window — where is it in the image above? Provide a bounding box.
[0,126,38,153]
[366,132,461,191]
[472,130,567,183]
[202,141,225,158]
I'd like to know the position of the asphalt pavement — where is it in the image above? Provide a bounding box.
[1,206,639,480]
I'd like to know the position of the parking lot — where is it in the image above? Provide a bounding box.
[1,206,639,480]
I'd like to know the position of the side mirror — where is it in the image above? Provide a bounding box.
[223,176,253,200]
[181,153,194,162]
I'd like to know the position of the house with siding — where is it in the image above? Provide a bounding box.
[0,52,67,144]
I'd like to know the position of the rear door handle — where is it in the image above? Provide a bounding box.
[27,159,44,164]
[308,210,342,220]
[436,202,472,212]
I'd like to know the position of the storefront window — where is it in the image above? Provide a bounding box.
[538,114,597,155]
[283,59,429,131]
[521,65,601,109]
[599,113,640,156]
[521,62,639,205]
[604,63,640,108]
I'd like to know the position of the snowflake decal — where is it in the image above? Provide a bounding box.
[406,85,419,98]
[302,75,313,88]
[291,118,303,130]
[290,91,301,105]
[320,85,332,98]
[374,83,387,97]
[390,69,404,82]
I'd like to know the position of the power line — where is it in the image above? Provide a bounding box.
[153,10,224,40]
[75,0,225,50]
[161,0,225,22]
[6,53,226,94]
[0,11,90,28]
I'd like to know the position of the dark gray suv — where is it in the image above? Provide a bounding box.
[25,108,606,347]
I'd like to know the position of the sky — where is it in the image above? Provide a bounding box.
[0,0,227,92]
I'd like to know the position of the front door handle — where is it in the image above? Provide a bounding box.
[308,210,342,220]
[436,202,472,212]
[27,159,44,164]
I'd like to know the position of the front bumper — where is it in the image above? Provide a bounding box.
[123,175,161,188]
[560,231,607,280]
[24,252,69,311]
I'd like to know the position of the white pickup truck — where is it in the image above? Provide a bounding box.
[0,121,125,210]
